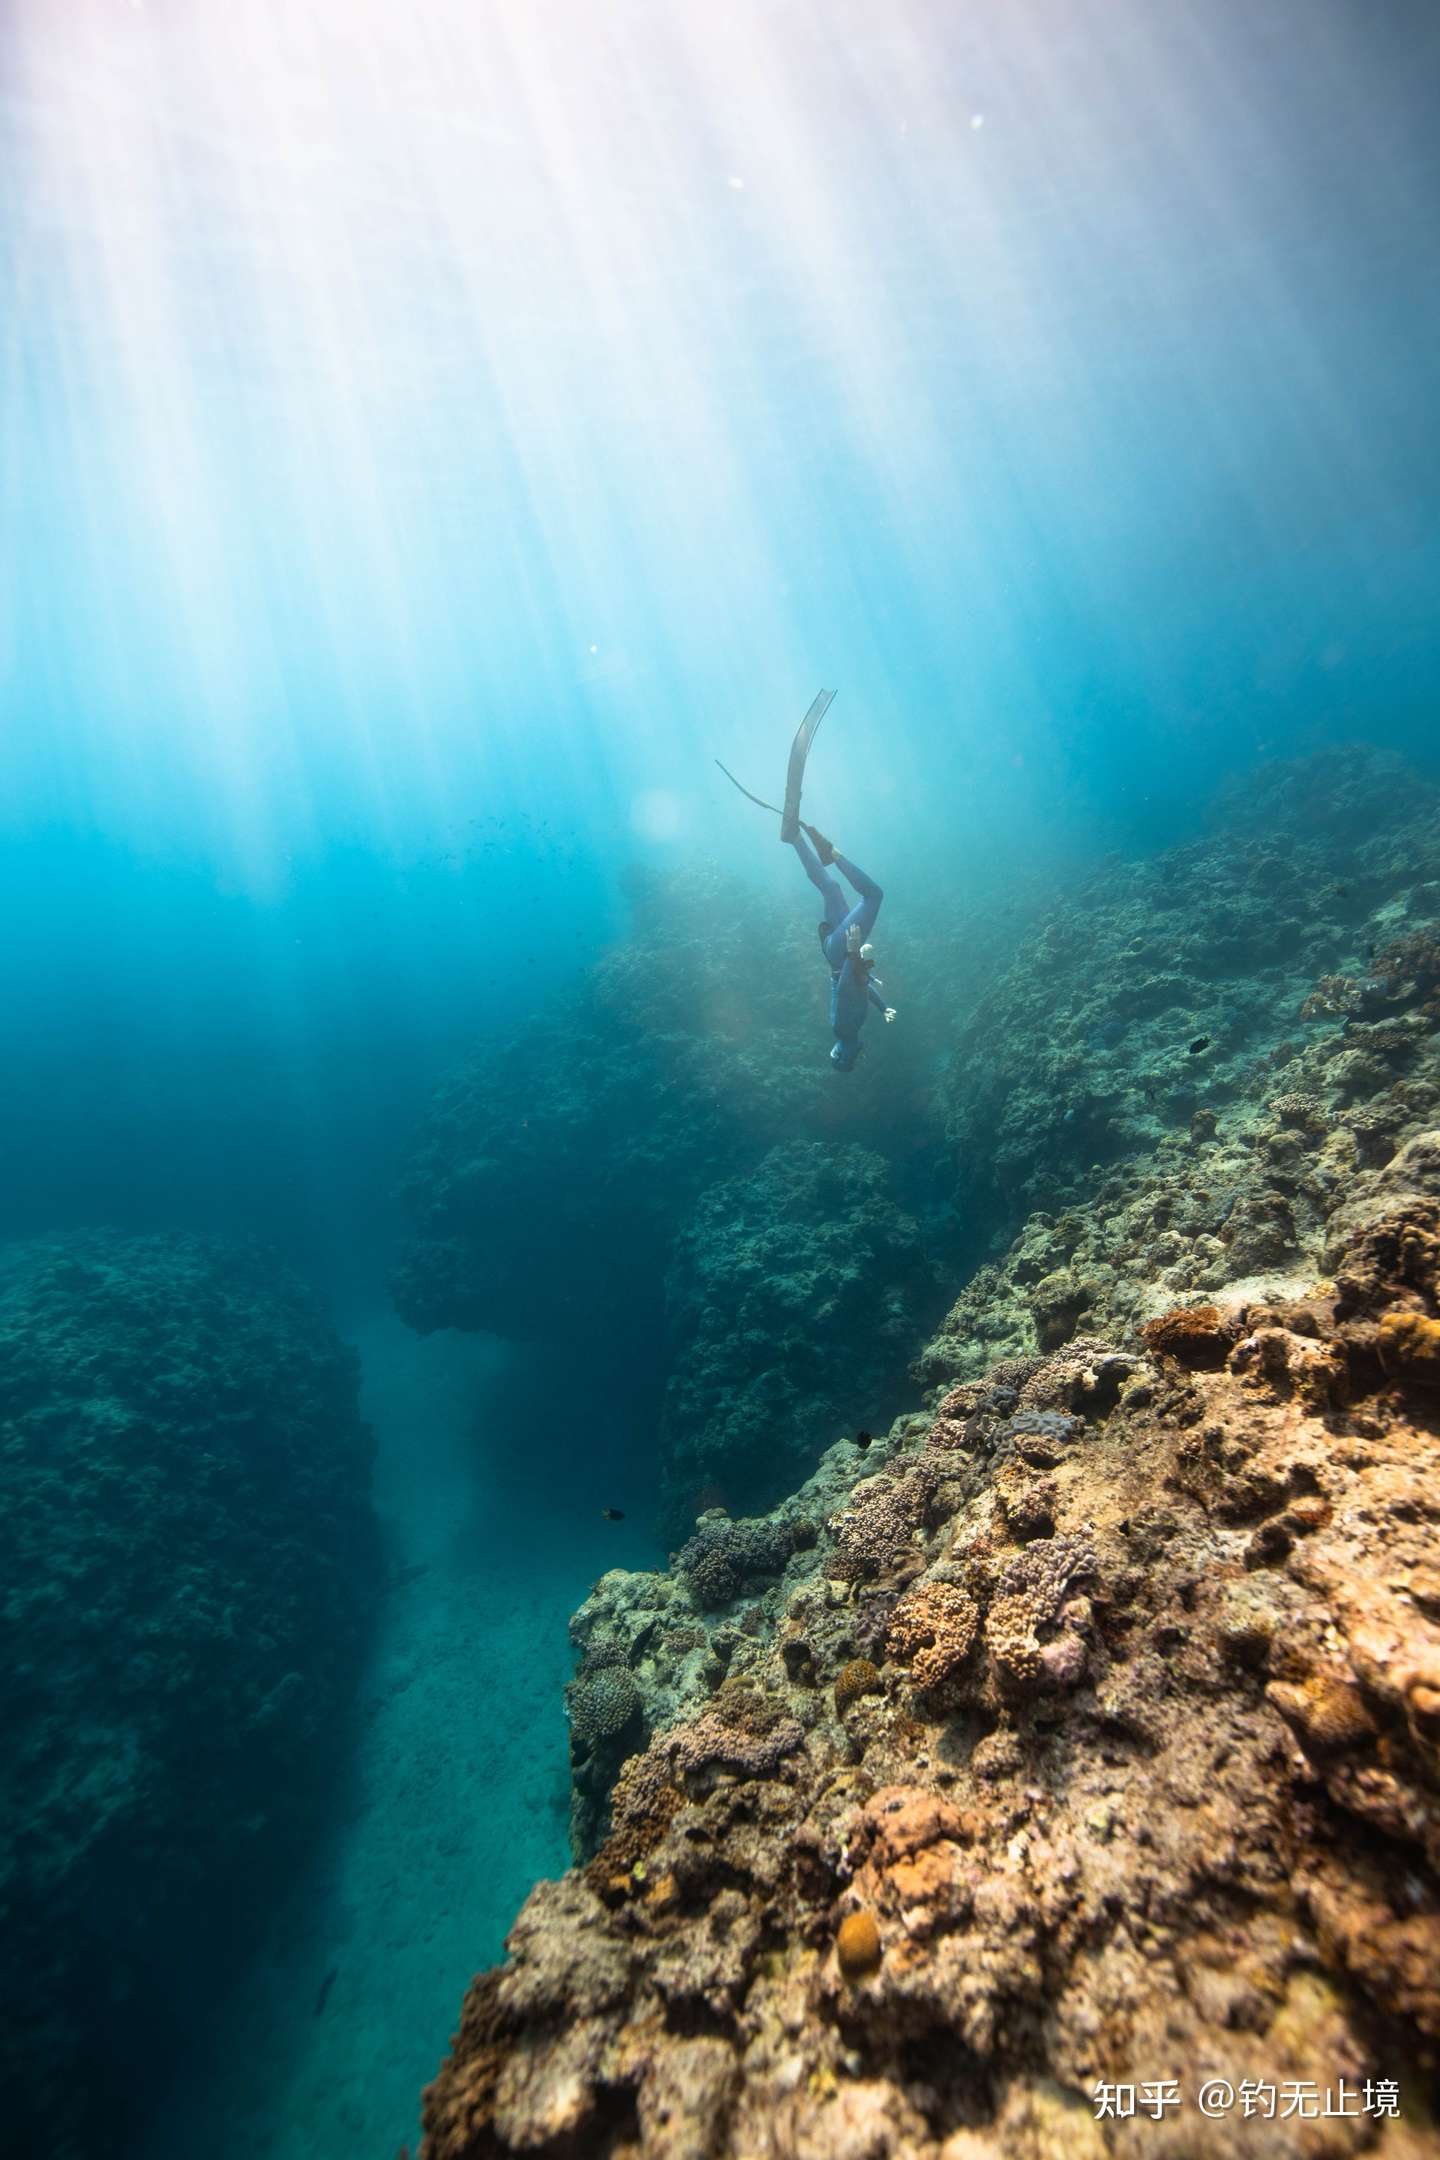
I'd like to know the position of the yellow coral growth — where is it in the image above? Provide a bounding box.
[1267,1674,1377,1755]
[836,1908,882,1981]
[1377,1309,1440,1386]
[834,1658,882,1715]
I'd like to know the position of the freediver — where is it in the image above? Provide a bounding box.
[716,689,897,1070]
[784,819,896,1071]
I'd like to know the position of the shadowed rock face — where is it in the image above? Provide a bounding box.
[420,1201,1440,2159]
[658,1141,942,1533]
[0,1231,379,2160]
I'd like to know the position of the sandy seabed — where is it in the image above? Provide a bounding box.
[147,1308,648,2160]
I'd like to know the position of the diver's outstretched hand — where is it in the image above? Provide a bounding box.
[885,1007,898,1024]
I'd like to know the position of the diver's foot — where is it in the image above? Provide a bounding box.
[805,823,836,865]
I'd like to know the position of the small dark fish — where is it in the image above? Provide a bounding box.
[601,1507,625,1521]
[1189,1035,1211,1055]
[1328,884,1349,898]
[314,1965,338,2018]
[854,1429,874,1449]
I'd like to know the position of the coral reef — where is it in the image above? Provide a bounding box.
[420,1195,1440,2158]
[935,745,1440,1288]
[0,1231,377,2160]
[660,1142,939,1528]
[919,1001,1440,1390]
[675,1508,810,1611]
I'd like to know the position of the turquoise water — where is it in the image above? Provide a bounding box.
[2,2,1439,2155]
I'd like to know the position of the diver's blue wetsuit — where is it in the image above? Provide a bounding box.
[790,831,887,1065]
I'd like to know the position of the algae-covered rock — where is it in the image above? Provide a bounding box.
[660,1141,940,1528]
[0,1231,378,2160]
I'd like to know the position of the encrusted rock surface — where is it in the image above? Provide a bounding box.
[920,889,1440,1390]
[660,1141,939,1529]
[423,1199,1440,2155]
[939,747,1440,1231]
[0,1231,378,2160]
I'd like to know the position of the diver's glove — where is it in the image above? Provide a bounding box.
[884,1007,897,1023]
[845,922,863,954]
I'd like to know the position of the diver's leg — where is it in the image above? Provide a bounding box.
[833,854,884,941]
[791,831,846,923]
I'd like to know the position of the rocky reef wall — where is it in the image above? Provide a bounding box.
[422,1197,1440,2159]
[940,747,1440,1233]
[0,1231,379,2159]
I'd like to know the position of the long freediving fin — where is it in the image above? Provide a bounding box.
[780,688,836,843]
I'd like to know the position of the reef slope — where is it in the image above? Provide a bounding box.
[421,1200,1440,2156]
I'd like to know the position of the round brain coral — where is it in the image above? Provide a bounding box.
[836,1908,883,1981]
[569,1667,641,1744]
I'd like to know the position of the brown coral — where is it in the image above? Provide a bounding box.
[1141,1303,1233,1367]
[833,1658,882,1716]
[1267,1674,1378,1757]
[885,1580,979,1701]
[835,1908,882,1981]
